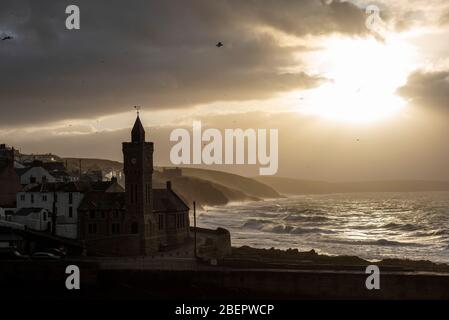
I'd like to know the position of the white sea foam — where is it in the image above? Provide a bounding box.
[197,191,449,263]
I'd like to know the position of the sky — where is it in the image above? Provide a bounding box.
[1,0,449,181]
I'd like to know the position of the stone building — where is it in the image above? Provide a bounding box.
[16,179,123,238]
[0,144,22,218]
[77,116,190,256]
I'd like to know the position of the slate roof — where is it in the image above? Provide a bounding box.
[153,188,189,213]
[78,192,126,211]
[24,181,123,193]
[78,188,189,213]
[14,167,30,177]
[15,207,45,216]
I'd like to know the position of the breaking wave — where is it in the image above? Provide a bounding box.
[199,191,449,263]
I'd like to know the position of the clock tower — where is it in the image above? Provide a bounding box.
[122,114,156,254]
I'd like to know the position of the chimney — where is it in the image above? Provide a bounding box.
[166,181,172,190]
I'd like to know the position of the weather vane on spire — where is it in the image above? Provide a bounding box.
[134,105,141,116]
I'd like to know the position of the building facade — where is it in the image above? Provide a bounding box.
[16,180,123,239]
[122,115,156,254]
[15,166,57,185]
[0,144,22,213]
[12,208,51,232]
[78,116,190,256]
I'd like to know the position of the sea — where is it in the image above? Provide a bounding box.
[197,191,449,263]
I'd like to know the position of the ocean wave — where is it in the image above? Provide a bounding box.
[241,219,336,235]
[283,214,330,223]
[432,229,449,236]
[241,219,271,229]
[265,224,336,235]
[381,222,420,232]
[291,227,336,235]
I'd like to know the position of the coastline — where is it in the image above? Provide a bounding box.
[198,192,449,264]
[226,245,449,274]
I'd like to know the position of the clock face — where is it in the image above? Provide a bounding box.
[131,158,137,165]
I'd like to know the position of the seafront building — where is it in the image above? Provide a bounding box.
[0,116,198,256]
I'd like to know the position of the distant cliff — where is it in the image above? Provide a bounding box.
[255,176,449,195]
[62,158,281,208]
[155,168,280,208]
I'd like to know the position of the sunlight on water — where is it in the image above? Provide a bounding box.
[197,192,449,263]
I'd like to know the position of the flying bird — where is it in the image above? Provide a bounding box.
[1,35,13,41]
[216,42,223,48]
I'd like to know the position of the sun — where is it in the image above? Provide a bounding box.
[297,36,417,123]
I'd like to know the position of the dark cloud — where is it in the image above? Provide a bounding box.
[397,70,449,112]
[0,0,366,126]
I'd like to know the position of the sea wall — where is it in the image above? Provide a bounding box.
[1,261,448,299]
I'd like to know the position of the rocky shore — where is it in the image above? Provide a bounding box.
[225,246,449,273]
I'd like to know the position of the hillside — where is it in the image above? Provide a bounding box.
[255,176,449,195]
[62,158,280,207]
[180,167,280,199]
[64,158,123,173]
[153,175,259,209]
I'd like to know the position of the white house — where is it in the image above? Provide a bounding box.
[12,208,51,231]
[15,166,56,185]
[16,180,123,239]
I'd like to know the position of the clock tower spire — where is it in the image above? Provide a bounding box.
[122,111,156,254]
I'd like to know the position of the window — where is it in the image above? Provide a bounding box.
[112,223,120,234]
[158,214,164,230]
[43,212,47,221]
[88,223,97,234]
[89,210,95,219]
[42,195,47,202]
[68,207,73,218]
[31,194,34,203]
[54,193,58,202]
[30,176,36,184]
[131,222,138,234]
[113,211,119,219]
[101,211,105,219]
[20,194,25,201]
[68,193,73,204]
